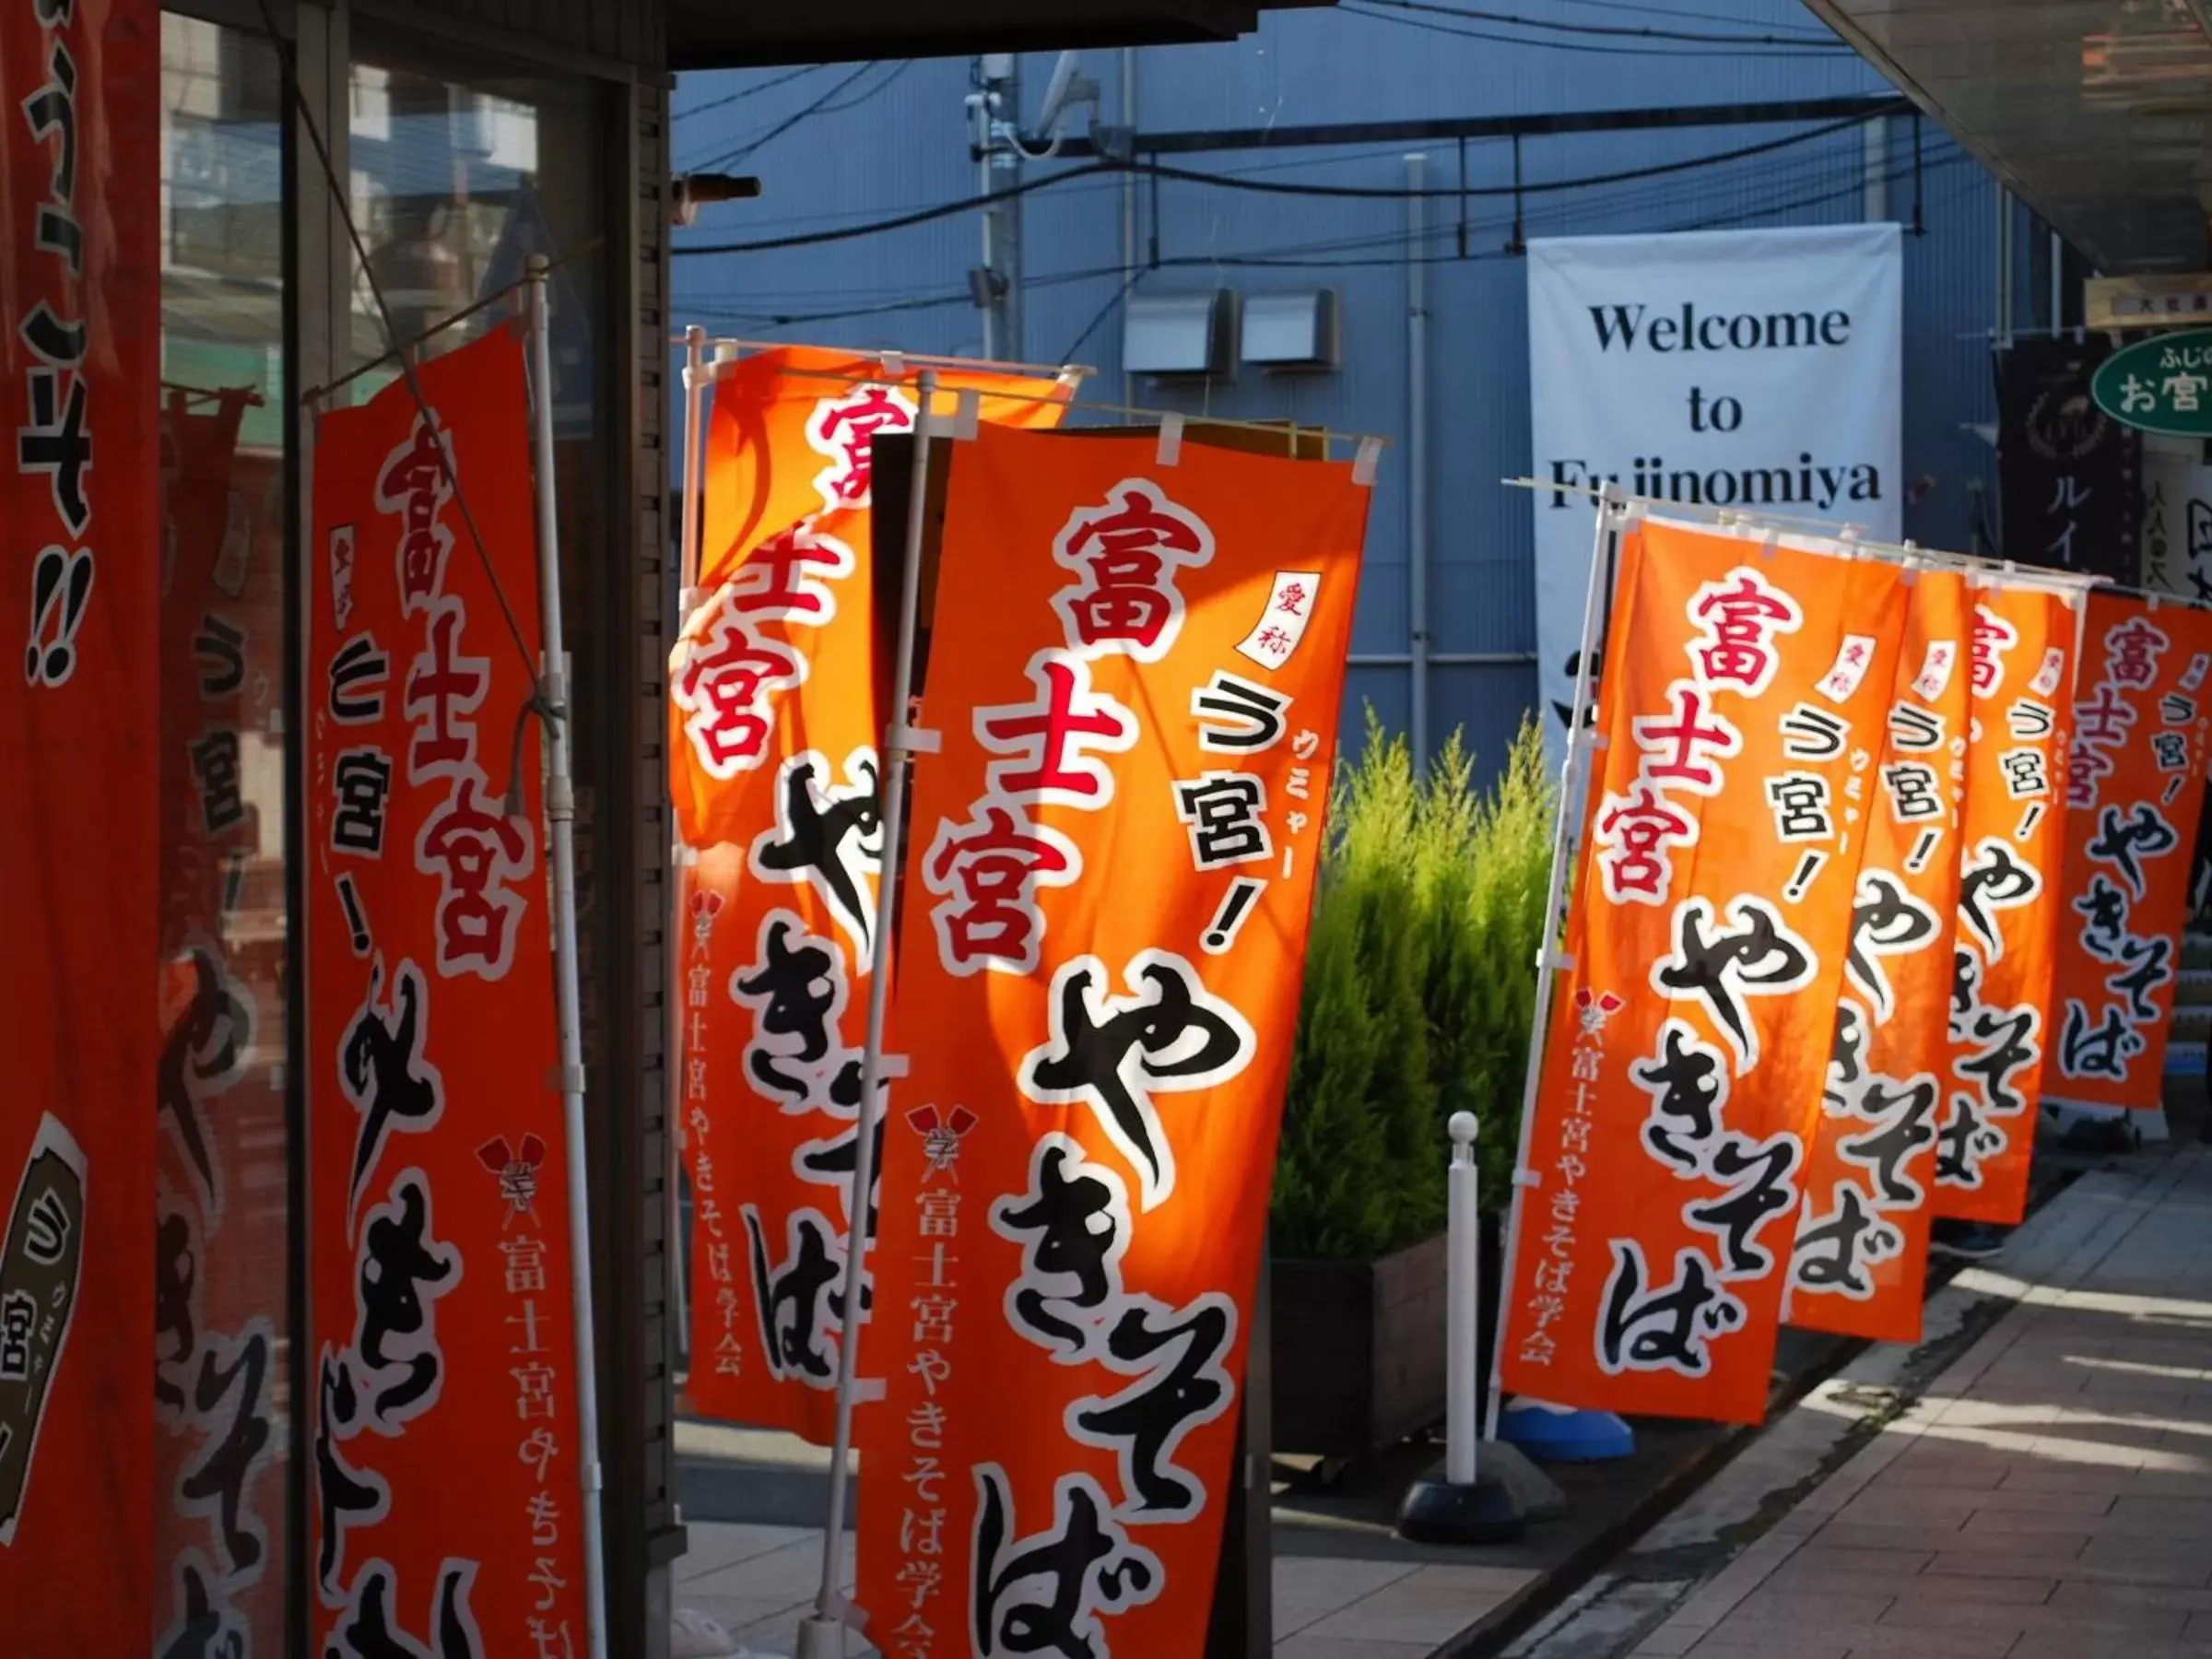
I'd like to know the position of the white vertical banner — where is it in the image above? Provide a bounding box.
[2140,434,2212,603]
[1528,223,1904,753]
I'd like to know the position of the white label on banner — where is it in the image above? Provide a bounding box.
[1527,223,1904,759]
[328,524,357,631]
[1912,641,1958,700]
[1235,571,1321,671]
[1818,634,1880,703]
[2031,647,2067,698]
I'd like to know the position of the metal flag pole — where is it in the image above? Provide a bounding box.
[1482,487,1625,1444]
[525,255,611,1659]
[795,370,946,1659]
[669,324,709,1382]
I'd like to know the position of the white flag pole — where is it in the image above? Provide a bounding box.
[669,324,709,1380]
[1482,486,1623,1443]
[795,370,947,1659]
[525,254,611,1659]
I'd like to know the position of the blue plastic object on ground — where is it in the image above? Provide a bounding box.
[1497,1397,1635,1463]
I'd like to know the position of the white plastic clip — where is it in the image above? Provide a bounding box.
[2149,592,2164,612]
[880,350,906,382]
[849,1379,888,1406]
[877,1053,911,1081]
[672,841,699,868]
[889,723,941,756]
[678,584,704,617]
[546,1064,587,1094]
[1538,947,1577,972]
[954,387,981,441]
[1512,1167,1543,1190]
[1587,731,1610,752]
[1759,528,1779,559]
[1156,413,1185,467]
[1352,435,1382,487]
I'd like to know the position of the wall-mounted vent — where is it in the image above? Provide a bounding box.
[1124,289,1239,378]
[1241,288,1339,371]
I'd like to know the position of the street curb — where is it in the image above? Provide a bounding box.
[1428,1164,2084,1659]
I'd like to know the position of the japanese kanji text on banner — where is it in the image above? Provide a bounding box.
[1929,582,2077,1224]
[2049,592,2212,1108]
[853,423,1371,1659]
[306,325,588,1656]
[0,0,159,1647]
[1783,567,1971,1345]
[158,386,295,1652]
[672,347,1072,1441]
[1500,514,1908,1425]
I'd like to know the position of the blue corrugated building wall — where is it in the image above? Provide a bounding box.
[670,2,2010,779]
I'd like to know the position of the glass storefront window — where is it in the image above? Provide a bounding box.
[343,34,610,1051]
[157,12,292,1653]
[343,39,599,424]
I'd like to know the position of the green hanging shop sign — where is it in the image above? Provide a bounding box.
[2090,329,2212,437]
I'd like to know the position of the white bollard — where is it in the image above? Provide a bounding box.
[1444,1111,1480,1488]
[1395,1112,1525,1545]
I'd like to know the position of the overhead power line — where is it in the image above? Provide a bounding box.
[1132,112,1881,200]
[1360,0,1847,48]
[1340,2,1850,55]
[676,164,1117,255]
[674,113,1885,257]
[682,147,1975,333]
[1535,0,1836,32]
[682,60,903,173]
[675,64,827,123]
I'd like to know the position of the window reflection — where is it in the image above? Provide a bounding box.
[344,41,597,429]
[156,14,290,1654]
[344,36,608,1057]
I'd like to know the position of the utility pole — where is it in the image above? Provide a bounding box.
[971,54,1023,360]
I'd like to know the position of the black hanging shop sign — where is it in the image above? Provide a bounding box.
[1997,334,2141,582]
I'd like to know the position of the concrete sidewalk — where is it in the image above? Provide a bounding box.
[1528,1139,2212,1659]
[672,1138,2212,1659]
[671,1523,1537,1659]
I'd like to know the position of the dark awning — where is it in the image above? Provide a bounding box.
[1804,0,2212,273]
[668,0,1332,72]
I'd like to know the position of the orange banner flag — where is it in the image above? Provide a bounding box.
[1784,569,1971,1344]
[675,347,1075,850]
[673,353,1072,1441]
[853,423,1371,1659]
[1926,583,2081,1222]
[2044,592,2212,1108]
[305,325,589,1653]
[0,0,159,1646]
[1499,515,1907,1425]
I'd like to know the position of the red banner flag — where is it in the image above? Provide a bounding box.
[156,386,295,1651]
[1499,516,1907,1425]
[0,0,159,1645]
[675,353,1070,1441]
[2047,592,2212,1108]
[853,424,1371,1659]
[1926,583,2080,1221]
[306,324,588,1654]
[1783,569,1971,1344]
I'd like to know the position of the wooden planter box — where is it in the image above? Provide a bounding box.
[1270,1216,1503,1459]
